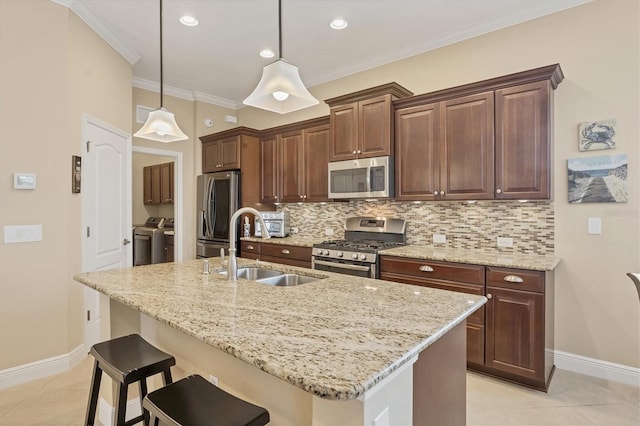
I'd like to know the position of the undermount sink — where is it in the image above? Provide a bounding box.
[230,267,318,286]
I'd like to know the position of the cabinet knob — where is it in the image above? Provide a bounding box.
[303,195,307,199]
[281,249,290,255]
[496,189,502,194]
[504,275,524,283]
[352,150,357,155]
[357,150,362,154]
[440,190,445,196]
[487,293,493,299]
[300,195,304,199]
[247,245,254,250]
[419,265,434,272]
[433,191,438,196]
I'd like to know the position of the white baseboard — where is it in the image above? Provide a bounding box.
[0,344,86,390]
[98,396,142,426]
[554,350,640,387]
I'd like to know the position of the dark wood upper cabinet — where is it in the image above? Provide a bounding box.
[260,135,279,204]
[303,124,330,202]
[143,162,173,205]
[160,162,174,204]
[394,63,563,201]
[439,92,495,200]
[495,81,551,199]
[326,83,413,162]
[279,130,305,203]
[143,166,153,204]
[202,136,241,173]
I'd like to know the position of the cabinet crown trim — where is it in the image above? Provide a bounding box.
[200,126,261,142]
[394,64,564,109]
[325,82,413,107]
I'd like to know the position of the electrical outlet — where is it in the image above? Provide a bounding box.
[588,217,602,234]
[208,374,219,387]
[433,234,446,244]
[497,237,513,248]
[325,228,334,236]
[291,227,299,234]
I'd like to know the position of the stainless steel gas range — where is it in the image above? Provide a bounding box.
[311,217,406,279]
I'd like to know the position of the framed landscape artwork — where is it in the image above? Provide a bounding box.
[568,154,628,203]
[578,119,617,151]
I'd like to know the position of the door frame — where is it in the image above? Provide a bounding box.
[132,146,184,262]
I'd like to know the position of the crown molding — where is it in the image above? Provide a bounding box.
[133,77,239,110]
[51,0,141,65]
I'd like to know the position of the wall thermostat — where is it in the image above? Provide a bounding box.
[13,173,36,190]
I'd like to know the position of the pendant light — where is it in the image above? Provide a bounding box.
[134,0,188,142]
[243,0,319,114]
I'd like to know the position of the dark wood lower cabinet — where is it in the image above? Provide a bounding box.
[380,256,554,391]
[240,241,311,269]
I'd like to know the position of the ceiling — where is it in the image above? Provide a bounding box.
[59,0,589,109]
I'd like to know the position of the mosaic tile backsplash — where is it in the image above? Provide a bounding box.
[278,200,554,255]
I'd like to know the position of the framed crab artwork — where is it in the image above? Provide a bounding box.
[578,119,617,151]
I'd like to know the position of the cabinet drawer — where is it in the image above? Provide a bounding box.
[486,267,544,293]
[241,241,261,256]
[261,243,311,262]
[260,255,311,269]
[380,256,485,285]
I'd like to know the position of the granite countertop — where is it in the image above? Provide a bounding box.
[74,258,485,401]
[241,235,324,247]
[381,245,560,271]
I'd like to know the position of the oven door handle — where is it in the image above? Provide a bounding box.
[313,259,372,272]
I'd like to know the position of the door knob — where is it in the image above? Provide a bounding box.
[123,238,131,245]
[496,189,502,194]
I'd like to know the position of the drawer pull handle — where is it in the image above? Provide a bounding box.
[487,293,492,299]
[504,275,524,283]
[419,265,434,272]
[247,245,254,250]
[281,249,290,255]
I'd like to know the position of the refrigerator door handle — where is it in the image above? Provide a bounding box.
[205,175,215,239]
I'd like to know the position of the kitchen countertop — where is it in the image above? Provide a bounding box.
[74,258,485,400]
[380,245,560,271]
[241,235,323,247]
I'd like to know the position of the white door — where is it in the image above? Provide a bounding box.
[82,114,131,350]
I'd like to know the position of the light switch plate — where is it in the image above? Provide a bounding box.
[13,173,36,189]
[588,217,602,234]
[4,225,43,243]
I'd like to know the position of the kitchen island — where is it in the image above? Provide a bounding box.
[74,258,486,425]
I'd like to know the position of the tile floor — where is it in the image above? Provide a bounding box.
[0,357,638,425]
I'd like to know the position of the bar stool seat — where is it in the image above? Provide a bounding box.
[143,374,270,426]
[85,334,176,426]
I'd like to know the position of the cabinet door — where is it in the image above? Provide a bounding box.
[304,124,330,202]
[485,286,544,381]
[280,131,305,203]
[202,141,220,173]
[150,164,162,204]
[260,136,279,203]
[160,162,173,204]
[495,81,551,199]
[440,92,494,200]
[395,103,440,200]
[143,166,153,205]
[220,136,241,170]
[359,95,392,158]
[329,102,358,161]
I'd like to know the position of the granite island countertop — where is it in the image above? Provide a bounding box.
[74,258,485,401]
[380,245,560,271]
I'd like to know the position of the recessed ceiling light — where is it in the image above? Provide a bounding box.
[179,15,198,26]
[260,49,275,58]
[329,18,348,30]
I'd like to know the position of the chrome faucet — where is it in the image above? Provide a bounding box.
[228,207,270,280]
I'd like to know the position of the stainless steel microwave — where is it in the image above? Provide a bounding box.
[328,156,394,199]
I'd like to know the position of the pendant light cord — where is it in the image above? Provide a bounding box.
[278,0,282,60]
[159,0,164,108]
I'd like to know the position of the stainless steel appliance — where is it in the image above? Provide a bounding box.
[312,217,406,278]
[254,211,290,238]
[134,217,166,266]
[328,156,394,199]
[196,171,239,258]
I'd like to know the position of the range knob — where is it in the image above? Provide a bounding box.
[336,251,343,257]
[352,253,358,259]
[316,249,324,255]
[323,250,330,256]
[359,254,367,260]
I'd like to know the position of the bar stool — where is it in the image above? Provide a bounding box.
[85,334,176,426]
[143,374,270,426]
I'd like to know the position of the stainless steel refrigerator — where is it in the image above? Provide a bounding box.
[196,171,239,258]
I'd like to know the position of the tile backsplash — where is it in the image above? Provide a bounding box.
[278,200,554,255]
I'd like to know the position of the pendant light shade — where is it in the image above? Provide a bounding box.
[134,0,188,143]
[243,0,318,114]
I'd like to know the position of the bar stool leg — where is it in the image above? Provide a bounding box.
[84,359,102,426]
[162,369,172,386]
[114,383,128,426]
[138,378,149,426]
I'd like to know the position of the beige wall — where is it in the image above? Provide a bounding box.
[238,0,640,367]
[0,0,132,369]
[131,153,175,225]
